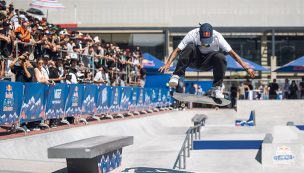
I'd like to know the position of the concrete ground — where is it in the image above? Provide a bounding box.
[0,100,303,173]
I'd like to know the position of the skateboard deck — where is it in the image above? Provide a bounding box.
[172,92,231,106]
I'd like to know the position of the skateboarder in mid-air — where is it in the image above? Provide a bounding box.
[159,23,255,99]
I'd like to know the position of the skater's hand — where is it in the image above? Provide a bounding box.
[247,68,255,78]
[159,64,171,73]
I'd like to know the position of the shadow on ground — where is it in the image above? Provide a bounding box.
[255,148,262,164]
[122,167,193,173]
[52,168,67,173]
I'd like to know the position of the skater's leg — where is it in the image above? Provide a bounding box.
[211,53,227,87]
[173,44,200,77]
[200,52,227,87]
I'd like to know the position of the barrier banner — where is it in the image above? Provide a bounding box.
[65,84,84,117]
[121,87,132,112]
[144,88,152,110]
[151,88,159,109]
[96,85,110,115]
[161,88,168,108]
[20,83,47,123]
[45,83,68,119]
[166,89,173,107]
[137,88,145,111]
[129,87,138,112]
[157,88,162,107]
[109,87,122,113]
[0,82,23,125]
[82,84,98,115]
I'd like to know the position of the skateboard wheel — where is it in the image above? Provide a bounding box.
[181,103,186,108]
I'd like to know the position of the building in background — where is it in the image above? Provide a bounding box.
[13,0,304,79]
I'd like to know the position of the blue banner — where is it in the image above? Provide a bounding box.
[45,84,68,120]
[109,87,122,113]
[160,88,168,108]
[151,88,158,108]
[96,85,110,115]
[65,84,84,117]
[137,88,145,111]
[129,87,138,112]
[20,83,47,123]
[120,87,132,112]
[144,88,152,110]
[82,84,98,115]
[0,82,23,125]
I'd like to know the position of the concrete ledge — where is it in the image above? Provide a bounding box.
[193,140,263,150]
[48,136,133,159]
[263,133,273,144]
[191,114,208,126]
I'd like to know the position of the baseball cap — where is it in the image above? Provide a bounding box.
[199,23,213,45]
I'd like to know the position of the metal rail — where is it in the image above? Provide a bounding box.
[172,119,206,170]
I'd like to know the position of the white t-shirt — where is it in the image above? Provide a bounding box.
[94,71,106,82]
[34,68,49,82]
[178,28,232,54]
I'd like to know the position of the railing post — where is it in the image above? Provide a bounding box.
[183,147,186,169]
[178,155,181,169]
[187,135,190,156]
[198,126,201,140]
[191,132,193,149]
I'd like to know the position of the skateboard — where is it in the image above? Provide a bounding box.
[172,92,231,107]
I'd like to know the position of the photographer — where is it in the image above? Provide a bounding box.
[9,53,34,82]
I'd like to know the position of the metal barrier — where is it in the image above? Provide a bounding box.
[172,123,204,170]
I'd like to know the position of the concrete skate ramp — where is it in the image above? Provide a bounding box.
[237,100,304,126]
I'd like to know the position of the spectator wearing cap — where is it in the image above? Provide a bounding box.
[55,56,64,77]
[41,54,50,78]
[48,60,65,83]
[65,58,78,84]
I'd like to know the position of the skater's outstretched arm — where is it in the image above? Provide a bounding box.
[159,48,181,73]
[228,50,255,78]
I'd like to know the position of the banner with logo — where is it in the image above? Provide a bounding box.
[166,89,173,107]
[45,83,68,120]
[129,87,138,112]
[151,88,159,109]
[120,87,133,112]
[82,84,98,116]
[0,82,23,125]
[144,88,152,110]
[109,87,122,113]
[65,84,84,117]
[20,83,47,124]
[136,88,145,111]
[160,88,168,108]
[96,85,110,115]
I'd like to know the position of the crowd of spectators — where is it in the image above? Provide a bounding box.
[0,1,146,87]
[231,77,304,101]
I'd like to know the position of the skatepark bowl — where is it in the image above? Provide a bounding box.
[0,100,304,173]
